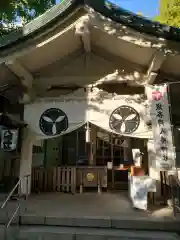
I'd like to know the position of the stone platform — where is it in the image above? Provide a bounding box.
[14,192,180,230]
[0,192,180,232]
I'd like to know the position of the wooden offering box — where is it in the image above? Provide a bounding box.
[76,166,107,193]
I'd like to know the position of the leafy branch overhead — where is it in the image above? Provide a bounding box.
[0,0,56,36]
[155,0,180,28]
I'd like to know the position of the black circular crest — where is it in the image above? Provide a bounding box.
[109,105,140,134]
[39,108,68,136]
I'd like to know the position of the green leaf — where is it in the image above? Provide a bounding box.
[0,0,57,37]
[155,0,180,28]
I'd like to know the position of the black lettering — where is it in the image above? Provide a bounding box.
[160,136,167,145]
[160,128,166,135]
[156,103,163,111]
[157,111,163,118]
[3,130,13,150]
[162,154,168,162]
[158,119,164,126]
[161,146,168,152]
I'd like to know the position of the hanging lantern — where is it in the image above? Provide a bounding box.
[85,122,90,143]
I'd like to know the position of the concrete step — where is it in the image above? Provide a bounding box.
[0,225,19,240]
[20,215,180,232]
[18,225,180,240]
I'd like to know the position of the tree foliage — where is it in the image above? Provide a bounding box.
[155,0,180,28]
[0,0,56,36]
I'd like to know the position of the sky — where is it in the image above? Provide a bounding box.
[111,0,160,18]
[56,0,160,19]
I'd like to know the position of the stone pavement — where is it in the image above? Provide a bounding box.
[23,192,149,217]
[17,192,180,231]
[0,192,180,239]
[22,192,172,218]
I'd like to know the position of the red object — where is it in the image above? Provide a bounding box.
[152,90,163,101]
[131,166,145,176]
[115,166,145,176]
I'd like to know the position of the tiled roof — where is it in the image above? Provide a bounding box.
[0,0,180,50]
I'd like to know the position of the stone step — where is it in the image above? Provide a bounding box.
[0,225,19,240]
[18,225,180,240]
[19,215,180,232]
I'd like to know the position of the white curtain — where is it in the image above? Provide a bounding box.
[24,90,152,140]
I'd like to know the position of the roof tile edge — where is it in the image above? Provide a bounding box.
[0,0,180,50]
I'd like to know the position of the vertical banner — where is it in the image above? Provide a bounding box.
[1,129,18,151]
[146,84,175,170]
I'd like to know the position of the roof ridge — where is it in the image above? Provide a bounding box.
[0,0,180,51]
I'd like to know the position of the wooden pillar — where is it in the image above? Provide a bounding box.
[89,125,96,165]
[142,140,148,174]
[76,130,79,165]
[111,133,115,189]
[19,127,33,195]
[123,138,132,164]
[43,140,47,168]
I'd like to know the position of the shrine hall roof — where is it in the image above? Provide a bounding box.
[0,0,180,51]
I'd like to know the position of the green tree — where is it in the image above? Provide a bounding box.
[155,0,180,28]
[0,0,56,36]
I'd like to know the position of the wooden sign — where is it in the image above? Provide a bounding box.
[1,129,18,151]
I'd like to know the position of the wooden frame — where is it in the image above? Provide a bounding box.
[31,166,107,194]
[31,166,76,193]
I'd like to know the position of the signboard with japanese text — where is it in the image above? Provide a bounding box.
[146,85,175,170]
[1,129,18,151]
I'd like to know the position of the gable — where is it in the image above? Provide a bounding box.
[35,51,145,89]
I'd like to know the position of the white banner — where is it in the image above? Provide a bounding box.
[146,85,175,170]
[1,129,18,151]
[24,89,152,140]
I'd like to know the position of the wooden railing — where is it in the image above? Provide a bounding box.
[54,167,76,193]
[31,166,107,194]
[31,166,76,193]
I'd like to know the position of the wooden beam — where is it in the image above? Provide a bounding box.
[5,60,33,88]
[145,51,166,84]
[35,70,144,87]
[146,72,158,85]
[75,15,91,52]
[147,51,166,75]
[5,60,35,103]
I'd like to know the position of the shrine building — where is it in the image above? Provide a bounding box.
[0,0,180,203]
